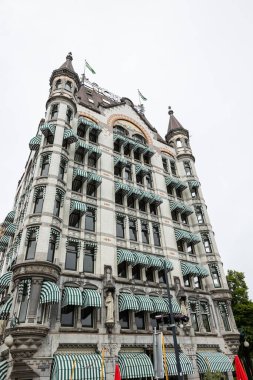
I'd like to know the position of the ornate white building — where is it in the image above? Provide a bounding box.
[0,53,239,380]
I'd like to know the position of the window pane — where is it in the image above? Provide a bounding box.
[116,218,124,238]
[119,310,129,329]
[135,311,145,330]
[77,126,85,137]
[89,130,97,143]
[127,196,135,209]
[85,211,95,231]
[146,268,154,282]
[87,183,96,197]
[202,314,211,332]
[184,275,191,287]
[83,249,94,273]
[139,200,146,212]
[53,198,61,217]
[81,307,93,327]
[61,305,74,326]
[141,222,149,244]
[191,313,199,331]
[115,191,123,205]
[88,153,97,168]
[153,226,161,246]
[114,165,122,177]
[26,239,36,260]
[41,160,49,176]
[65,245,77,270]
[118,262,127,278]
[132,265,141,280]
[47,241,56,262]
[158,270,166,283]
[69,211,80,228]
[72,179,82,192]
[129,221,137,241]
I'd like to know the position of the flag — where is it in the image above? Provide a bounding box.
[85,60,96,74]
[114,364,121,380]
[138,89,147,101]
[234,355,248,380]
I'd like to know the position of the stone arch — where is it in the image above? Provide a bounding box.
[78,112,101,125]
[107,114,152,145]
[160,148,175,159]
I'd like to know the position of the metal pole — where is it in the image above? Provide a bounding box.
[164,261,183,380]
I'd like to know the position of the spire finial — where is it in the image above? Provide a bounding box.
[168,106,174,115]
[66,52,73,61]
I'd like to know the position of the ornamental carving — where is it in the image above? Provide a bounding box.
[12,261,61,283]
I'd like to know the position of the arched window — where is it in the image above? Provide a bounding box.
[113,125,128,136]
[132,133,146,144]
[55,79,61,90]
[65,81,72,92]
[176,138,182,147]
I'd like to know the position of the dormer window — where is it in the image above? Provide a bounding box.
[65,81,72,92]
[55,79,61,90]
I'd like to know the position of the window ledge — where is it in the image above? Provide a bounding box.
[59,327,99,333]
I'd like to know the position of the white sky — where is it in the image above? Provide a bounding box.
[0,0,252,298]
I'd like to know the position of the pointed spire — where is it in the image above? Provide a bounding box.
[165,106,189,143]
[49,52,81,88]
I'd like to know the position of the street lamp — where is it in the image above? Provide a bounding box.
[239,331,253,380]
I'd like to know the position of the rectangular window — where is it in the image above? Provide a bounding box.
[139,199,146,212]
[190,303,199,331]
[162,158,168,172]
[88,153,97,168]
[153,225,161,246]
[89,130,97,143]
[184,161,192,176]
[72,179,82,193]
[171,210,179,222]
[210,265,221,288]
[50,104,58,120]
[183,275,191,287]
[150,204,157,215]
[34,188,44,213]
[129,220,137,241]
[41,155,50,176]
[132,264,141,280]
[74,149,85,163]
[46,133,54,145]
[141,221,149,244]
[124,164,132,181]
[61,305,74,326]
[143,154,150,165]
[119,310,129,329]
[116,216,125,238]
[196,206,204,224]
[135,311,145,330]
[200,303,211,332]
[65,242,78,271]
[59,160,66,181]
[181,214,188,225]
[53,193,61,217]
[81,307,94,327]
[115,191,123,205]
[145,173,152,189]
[176,188,182,199]
[69,211,81,228]
[191,186,198,199]
[177,240,184,252]
[85,209,96,232]
[167,184,173,195]
[158,270,166,284]
[25,231,37,260]
[19,282,29,323]
[114,164,122,177]
[134,149,141,161]
[114,140,121,153]
[124,144,130,157]
[146,267,154,282]
[87,183,97,198]
[193,276,201,289]
[77,125,85,138]
[170,160,177,175]
[66,107,73,124]
[187,243,195,254]
[118,262,127,278]
[47,234,56,262]
[136,173,143,184]
[127,195,135,209]
[219,303,231,331]
[83,247,95,273]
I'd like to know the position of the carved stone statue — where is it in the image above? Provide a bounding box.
[180,299,188,316]
[105,292,114,323]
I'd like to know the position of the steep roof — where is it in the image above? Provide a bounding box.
[49,52,81,88]
[165,107,189,141]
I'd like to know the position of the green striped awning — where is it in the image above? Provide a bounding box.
[0,271,12,291]
[118,352,154,379]
[165,176,187,190]
[140,191,154,203]
[61,287,83,307]
[164,297,181,314]
[88,145,102,157]
[51,353,104,380]
[149,296,168,313]
[73,168,88,182]
[174,228,201,244]
[135,164,150,175]
[134,252,149,266]
[115,181,130,195]
[4,223,17,236]
[82,289,101,308]
[133,141,147,153]
[40,123,56,137]
[0,360,8,380]
[160,258,174,271]
[166,352,194,375]
[117,249,136,265]
[151,194,163,205]
[181,262,209,278]
[0,235,11,248]
[196,352,233,373]
[182,204,194,216]
[40,281,60,304]
[113,133,128,145]
[87,172,102,185]
[118,293,139,312]
[29,135,42,150]
[127,185,143,199]
[143,146,155,156]
[0,297,12,320]
[78,117,102,133]
[146,255,164,269]
[188,180,201,188]
[70,200,87,215]
[75,140,90,153]
[63,128,78,144]
[135,295,154,312]
[3,211,15,225]
[169,200,185,213]
[114,155,128,167]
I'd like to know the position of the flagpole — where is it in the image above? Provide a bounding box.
[138,89,141,106]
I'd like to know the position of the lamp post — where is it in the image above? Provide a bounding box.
[239,331,253,380]
[164,261,183,380]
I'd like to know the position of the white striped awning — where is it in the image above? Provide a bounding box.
[118,293,139,312]
[135,295,154,312]
[29,135,42,150]
[4,223,17,236]
[117,249,136,265]
[70,200,87,215]
[0,297,13,320]
[82,289,101,308]
[0,360,8,380]
[0,271,12,291]
[61,287,82,308]
[63,128,78,144]
[196,352,234,373]
[40,123,56,137]
[151,194,163,205]
[118,352,154,379]
[166,352,194,375]
[51,353,104,380]
[40,281,60,304]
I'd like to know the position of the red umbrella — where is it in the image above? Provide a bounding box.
[234,355,248,380]
[114,363,121,380]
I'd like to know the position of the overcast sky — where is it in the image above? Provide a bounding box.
[0,0,252,298]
